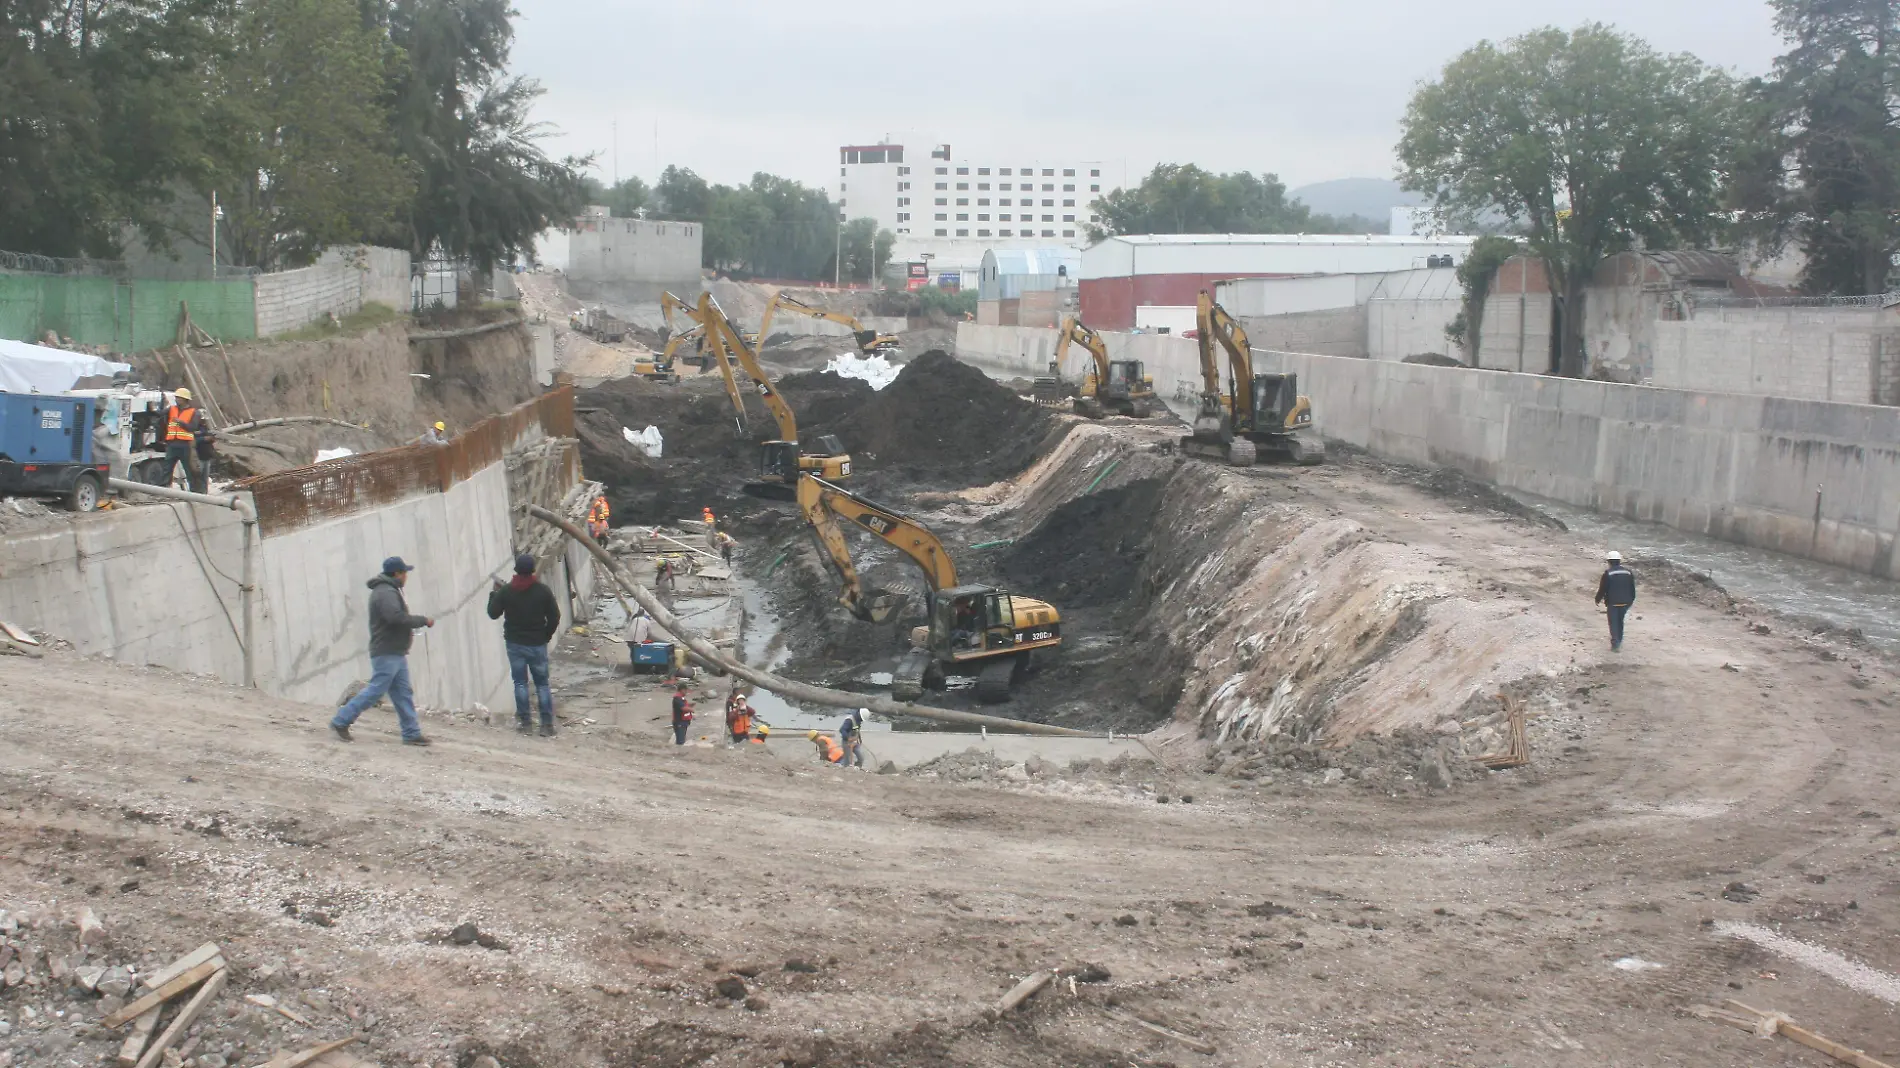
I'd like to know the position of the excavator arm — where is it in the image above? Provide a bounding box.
[1056,317,1111,391]
[700,293,805,442]
[1198,291,1257,424]
[797,475,958,622]
[760,293,893,353]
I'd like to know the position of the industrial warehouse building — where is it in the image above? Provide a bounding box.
[1079,233,1478,331]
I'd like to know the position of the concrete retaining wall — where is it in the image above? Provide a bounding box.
[1238,307,1366,358]
[957,322,1900,577]
[256,462,513,709]
[1368,298,1462,361]
[1651,306,1900,405]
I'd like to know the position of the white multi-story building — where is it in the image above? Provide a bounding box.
[837,142,1115,280]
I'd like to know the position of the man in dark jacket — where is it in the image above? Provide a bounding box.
[488,553,562,736]
[331,556,435,744]
[671,682,693,745]
[1593,551,1637,652]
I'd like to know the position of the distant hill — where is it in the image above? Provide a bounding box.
[1290,178,1426,223]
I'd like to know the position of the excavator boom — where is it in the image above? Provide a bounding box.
[797,475,957,622]
[699,294,801,445]
[1184,290,1322,465]
[759,292,899,354]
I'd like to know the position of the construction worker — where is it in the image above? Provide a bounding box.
[420,421,448,446]
[588,494,611,540]
[487,553,562,737]
[654,556,678,601]
[670,682,693,745]
[714,530,736,567]
[838,709,866,769]
[808,729,843,765]
[1593,551,1638,653]
[331,556,435,746]
[701,506,716,533]
[161,387,207,493]
[727,693,754,744]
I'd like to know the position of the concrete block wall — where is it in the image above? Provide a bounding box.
[957,322,1900,578]
[1368,298,1462,361]
[1477,293,1554,372]
[1653,320,1876,403]
[1238,307,1367,358]
[253,245,412,337]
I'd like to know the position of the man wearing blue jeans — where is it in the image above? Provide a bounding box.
[487,553,562,736]
[332,556,435,745]
[1594,551,1637,652]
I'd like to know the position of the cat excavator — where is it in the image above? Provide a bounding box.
[1183,291,1323,466]
[695,294,853,499]
[658,290,709,369]
[753,292,900,356]
[1046,316,1156,418]
[796,474,1061,703]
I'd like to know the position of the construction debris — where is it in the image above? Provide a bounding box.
[992,970,1054,1015]
[1692,1000,1894,1068]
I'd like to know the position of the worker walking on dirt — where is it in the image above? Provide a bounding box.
[1594,551,1638,653]
[487,553,562,737]
[671,682,694,745]
[808,729,843,765]
[161,387,207,494]
[331,556,435,746]
[588,495,611,540]
[838,709,866,769]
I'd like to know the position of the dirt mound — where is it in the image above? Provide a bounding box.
[1000,479,1164,608]
[805,350,1069,488]
[1402,351,1465,367]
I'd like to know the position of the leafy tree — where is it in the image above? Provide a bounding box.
[1398,24,1739,376]
[1736,0,1900,294]
[836,217,893,284]
[377,0,588,270]
[1443,235,1521,360]
[578,176,650,218]
[202,0,413,269]
[654,165,711,218]
[1087,164,1324,240]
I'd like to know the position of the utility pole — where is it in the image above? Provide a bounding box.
[612,118,618,187]
[835,223,842,287]
[210,191,220,276]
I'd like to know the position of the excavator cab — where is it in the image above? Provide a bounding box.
[1106,360,1142,393]
[1245,373,1315,434]
[755,435,851,499]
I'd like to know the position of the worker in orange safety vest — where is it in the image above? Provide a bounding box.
[807,729,843,764]
[587,495,610,540]
[161,387,207,493]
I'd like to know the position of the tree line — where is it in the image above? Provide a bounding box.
[2,0,588,271]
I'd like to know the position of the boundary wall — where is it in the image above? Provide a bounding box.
[0,389,590,709]
[957,322,1900,578]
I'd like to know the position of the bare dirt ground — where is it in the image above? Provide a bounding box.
[6,416,1900,1066]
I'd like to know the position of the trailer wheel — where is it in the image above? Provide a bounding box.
[65,472,103,513]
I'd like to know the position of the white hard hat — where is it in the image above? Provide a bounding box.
[1605,550,1622,562]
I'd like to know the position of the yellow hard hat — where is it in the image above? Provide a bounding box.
[807,730,819,740]
[434,421,446,431]
[174,387,192,400]
[757,724,770,737]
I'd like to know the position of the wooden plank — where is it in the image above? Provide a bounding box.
[1782,1023,1896,1068]
[0,620,39,646]
[144,944,222,991]
[117,1009,162,1066]
[993,970,1054,1014]
[102,958,224,1027]
[134,966,227,1068]
[260,1034,364,1068]
[1104,1007,1219,1055]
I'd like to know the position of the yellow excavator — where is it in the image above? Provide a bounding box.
[752,292,900,356]
[658,290,709,370]
[695,294,853,499]
[1183,291,1323,465]
[797,474,1061,703]
[1047,316,1157,418]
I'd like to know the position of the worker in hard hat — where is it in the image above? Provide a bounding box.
[1592,550,1637,652]
[726,693,754,745]
[160,387,207,493]
[587,494,611,540]
[837,709,866,769]
[808,729,843,765]
[420,421,448,446]
[701,506,716,533]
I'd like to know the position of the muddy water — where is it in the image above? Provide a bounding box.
[1516,493,1900,649]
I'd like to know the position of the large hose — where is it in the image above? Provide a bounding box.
[526,506,1100,738]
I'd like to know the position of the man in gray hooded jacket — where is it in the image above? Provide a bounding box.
[331,556,435,745]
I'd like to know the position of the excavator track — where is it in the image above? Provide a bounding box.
[975,656,1018,704]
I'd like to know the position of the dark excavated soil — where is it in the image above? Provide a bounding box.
[999,479,1165,609]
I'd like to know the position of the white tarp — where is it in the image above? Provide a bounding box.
[622,425,663,458]
[0,339,132,394]
[314,447,355,463]
[824,352,900,390]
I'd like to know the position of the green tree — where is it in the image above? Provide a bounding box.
[1398,24,1739,376]
[1737,0,1900,294]
[578,175,650,219]
[1087,163,1357,240]
[836,217,892,284]
[1443,235,1522,360]
[655,165,711,218]
[378,0,589,270]
[202,0,413,269]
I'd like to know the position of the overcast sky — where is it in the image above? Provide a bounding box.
[512,0,1781,195]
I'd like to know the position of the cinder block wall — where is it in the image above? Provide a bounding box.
[253,245,412,337]
[957,322,1900,578]
[1239,307,1367,359]
[1651,306,1900,405]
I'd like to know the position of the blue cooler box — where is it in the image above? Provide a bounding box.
[630,641,673,673]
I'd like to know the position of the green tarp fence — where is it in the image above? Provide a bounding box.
[0,272,256,354]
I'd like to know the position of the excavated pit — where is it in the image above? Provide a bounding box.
[582,351,1577,777]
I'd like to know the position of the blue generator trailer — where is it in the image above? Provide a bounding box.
[0,392,109,512]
